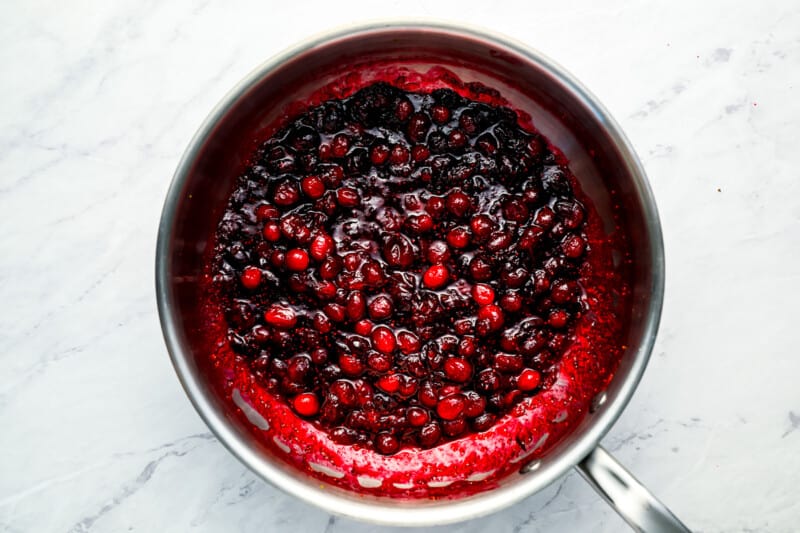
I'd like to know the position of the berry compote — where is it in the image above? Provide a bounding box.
[202,72,631,497]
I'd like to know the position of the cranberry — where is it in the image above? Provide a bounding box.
[418,422,442,448]
[370,143,390,165]
[376,374,401,393]
[444,358,472,382]
[476,304,504,334]
[389,144,410,165]
[346,291,366,321]
[470,214,495,239]
[309,233,335,261]
[500,292,523,312]
[264,304,297,329]
[431,105,450,124]
[447,129,467,150]
[446,190,471,217]
[494,352,524,373]
[354,319,373,336]
[368,295,393,320]
[285,249,309,271]
[407,406,430,427]
[262,221,281,241]
[471,283,495,305]
[273,180,300,206]
[375,432,400,455]
[423,264,449,289]
[407,112,430,142]
[371,326,396,354]
[397,331,421,354]
[518,369,541,391]
[548,309,570,328]
[339,353,364,376]
[337,187,360,207]
[446,227,470,249]
[436,394,466,421]
[469,257,493,281]
[301,175,325,199]
[562,235,586,258]
[240,266,262,289]
[293,393,319,417]
[406,213,433,234]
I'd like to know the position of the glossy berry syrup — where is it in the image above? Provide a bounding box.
[202,71,631,498]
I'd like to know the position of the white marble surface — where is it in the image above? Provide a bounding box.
[1,1,799,531]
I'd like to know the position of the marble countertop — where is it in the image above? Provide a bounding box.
[2,1,799,531]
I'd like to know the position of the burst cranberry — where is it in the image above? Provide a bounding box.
[370,143,390,165]
[285,249,309,271]
[368,295,393,320]
[337,187,360,207]
[240,266,262,289]
[371,326,396,354]
[273,181,300,206]
[423,264,449,289]
[407,112,430,141]
[331,133,350,158]
[309,233,334,261]
[292,393,319,417]
[469,257,493,281]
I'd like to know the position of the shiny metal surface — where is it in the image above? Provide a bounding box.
[579,447,691,532]
[156,21,673,528]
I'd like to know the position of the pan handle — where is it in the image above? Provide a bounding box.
[576,446,691,532]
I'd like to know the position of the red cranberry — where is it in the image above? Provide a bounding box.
[436,394,466,421]
[562,235,586,258]
[354,319,373,336]
[339,353,364,376]
[476,304,504,334]
[395,99,413,121]
[463,391,486,417]
[240,266,262,289]
[368,295,393,320]
[469,257,493,282]
[273,181,300,206]
[301,175,325,199]
[412,144,430,162]
[389,144,410,165]
[376,374,401,393]
[331,133,350,158]
[446,190,471,217]
[371,326,396,354]
[346,291,366,321]
[443,358,473,382]
[548,309,570,328]
[500,292,523,312]
[367,351,392,372]
[471,283,495,305]
[397,331,421,354]
[472,413,496,432]
[280,248,307,271]
[292,393,319,417]
[494,352,524,373]
[262,221,281,241]
[418,422,442,448]
[264,304,297,328]
[406,213,433,234]
[518,369,541,391]
[323,303,345,322]
[424,241,449,264]
[337,187,360,207]
[535,206,555,228]
[309,233,334,261]
[446,227,470,249]
[370,143,390,165]
[407,406,429,427]
[431,105,450,124]
[407,112,430,142]
[375,432,400,455]
[503,198,530,222]
[447,129,467,150]
[470,214,495,239]
[423,264,449,289]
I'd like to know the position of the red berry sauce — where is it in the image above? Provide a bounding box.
[201,68,631,498]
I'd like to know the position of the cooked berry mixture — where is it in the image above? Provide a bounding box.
[210,83,594,455]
